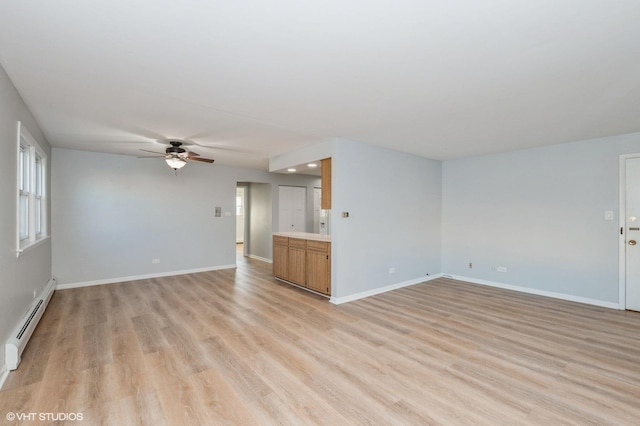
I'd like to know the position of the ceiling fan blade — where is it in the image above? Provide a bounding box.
[140,149,165,155]
[187,155,215,164]
[137,155,165,158]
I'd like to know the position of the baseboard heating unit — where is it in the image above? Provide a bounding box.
[5,276,57,371]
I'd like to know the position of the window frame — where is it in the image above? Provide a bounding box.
[16,121,48,256]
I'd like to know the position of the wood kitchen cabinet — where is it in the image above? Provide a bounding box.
[272,233,331,296]
[288,238,307,286]
[305,240,331,295]
[273,235,289,280]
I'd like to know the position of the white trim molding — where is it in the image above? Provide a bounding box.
[444,274,620,310]
[330,274,443,305]
[329,272,618,309]
[56,264,237,290]
[248,254,273,264]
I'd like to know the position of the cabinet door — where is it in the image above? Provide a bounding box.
[321,158,331,209]
[306,242,330,295]
[273,241,289,280]
[288,239,306,285]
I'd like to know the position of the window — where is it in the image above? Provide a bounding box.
[18,144,30,241]
[236,196,244,215]
[16,122,47,255]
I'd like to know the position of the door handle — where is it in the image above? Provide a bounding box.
[630,240,637,246]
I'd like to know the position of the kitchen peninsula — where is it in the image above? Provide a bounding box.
[273,232,331,296]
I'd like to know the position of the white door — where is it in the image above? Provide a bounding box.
[625,157,640,311]
[279,186,307,232]
[313,188,321,233]
[279,186,293,231]
[292,187,306,231]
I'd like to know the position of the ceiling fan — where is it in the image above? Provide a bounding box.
[139,140,215,171]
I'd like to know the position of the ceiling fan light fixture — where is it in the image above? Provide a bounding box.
[166,157,187,170]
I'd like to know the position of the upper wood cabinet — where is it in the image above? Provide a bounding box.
[321,158,332,209]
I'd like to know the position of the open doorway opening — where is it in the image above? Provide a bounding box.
[236,182,273,263]
[236,186,246,259]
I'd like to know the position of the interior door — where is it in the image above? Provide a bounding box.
[279,186,293,231]
[313,187,321,233]
[279,185,306,232]
[625,157,640,311]
[292,187,306,232]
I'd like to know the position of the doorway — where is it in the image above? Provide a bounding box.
[236,185,247,261]
[236,187,246,244]
[619,155,640,311]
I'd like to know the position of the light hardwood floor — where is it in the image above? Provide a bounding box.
[2,253,640,425]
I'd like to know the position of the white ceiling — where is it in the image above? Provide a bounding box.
[1,0,639,170]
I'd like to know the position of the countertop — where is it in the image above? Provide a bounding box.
[273,232,331,242]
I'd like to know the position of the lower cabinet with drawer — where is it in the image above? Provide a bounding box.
[273,235,331,296]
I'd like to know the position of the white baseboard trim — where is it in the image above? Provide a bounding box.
[0,364,9,390]
[56,264,237,290]
[330,274,443,305]
[248,254,273,264]
[444,274,620,310]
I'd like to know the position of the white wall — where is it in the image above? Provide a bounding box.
[442,132,640,305]
[52,148,237,285]
[331,140,442,299]
[0,64,52,374]
[52,149,320,286]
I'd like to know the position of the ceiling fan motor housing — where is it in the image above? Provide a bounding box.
[166,141,186,156]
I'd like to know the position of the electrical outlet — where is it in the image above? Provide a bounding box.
[496,266,507,273]
[152,259,160,264]
[389,267,396,274]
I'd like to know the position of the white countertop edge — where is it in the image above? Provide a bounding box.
[273,232,331,242]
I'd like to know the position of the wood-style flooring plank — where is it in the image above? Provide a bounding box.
[1,254,640,425]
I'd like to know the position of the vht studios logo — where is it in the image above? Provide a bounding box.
[6,412,84,422]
